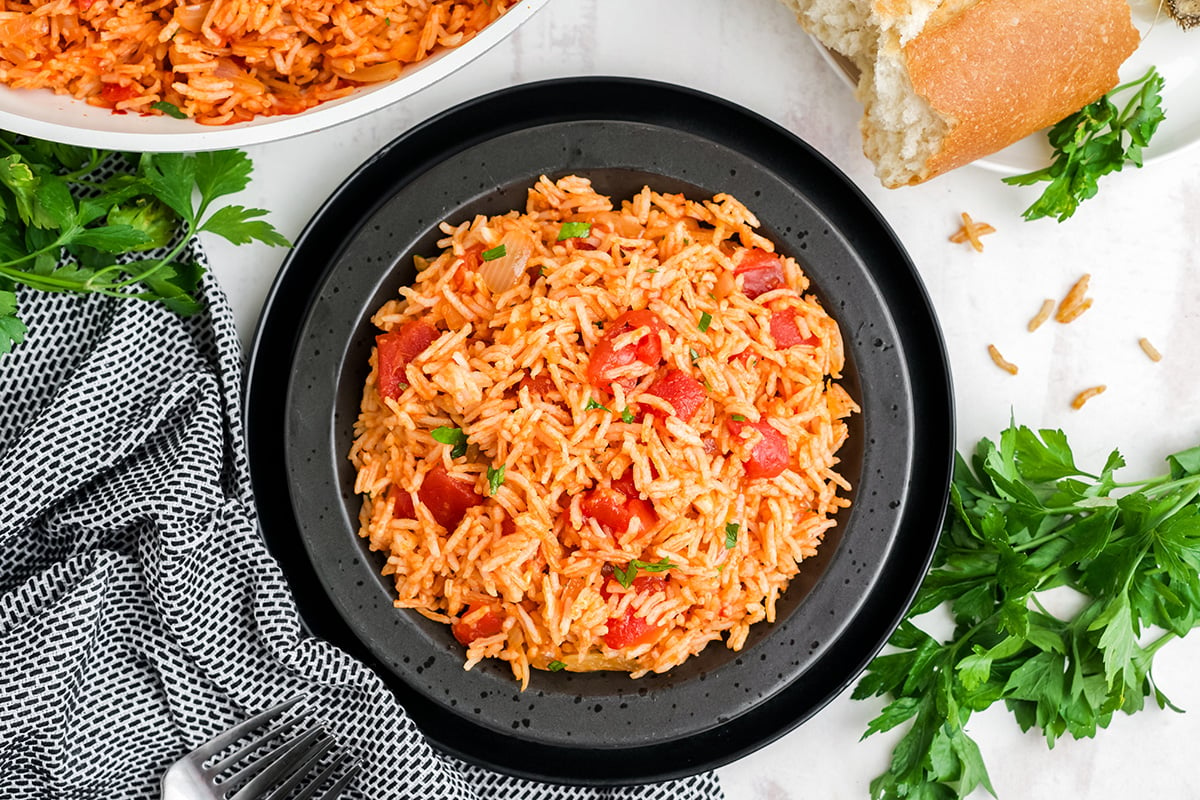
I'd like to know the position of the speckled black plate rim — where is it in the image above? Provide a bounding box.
[244,76,954,785]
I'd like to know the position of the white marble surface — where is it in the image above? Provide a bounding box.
[199,0,1200,796]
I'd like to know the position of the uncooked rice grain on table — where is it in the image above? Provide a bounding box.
[1027,299,1054,333]
[1055,274,1093,324]
[349,175,858,687]
[0,0,515,124]
[987,344,1018,375]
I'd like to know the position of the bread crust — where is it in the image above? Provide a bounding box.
[902,0,1140,185]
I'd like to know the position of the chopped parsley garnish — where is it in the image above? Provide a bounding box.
[151,101,187,119]
[487,465,506,496]
[724,522,740,549]
[557,221,592,241]
[482,243,506,261]
[688,347,700,364]
[644,268,658,274]
[698,312,713,332]
[620,406,635,424]
[584,397,611,412]
[431,426,468,458]
[547,660,567,672]
[731,414,747,422]
[613,557,678,588]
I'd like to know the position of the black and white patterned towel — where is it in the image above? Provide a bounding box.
[0,241,724,800]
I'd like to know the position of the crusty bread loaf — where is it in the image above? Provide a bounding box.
[780,0,1141,187]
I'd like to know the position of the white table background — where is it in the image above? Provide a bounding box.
[200,0,1200,796]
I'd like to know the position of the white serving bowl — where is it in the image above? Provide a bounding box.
[0,0,550,153]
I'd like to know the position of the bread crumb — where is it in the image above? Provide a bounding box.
[1027,299,1054,332]
[949,212,995,252]
[1071,385,1106,410]
[1138,337,1163,362]
[988,344,1018,375]
[1055,274,1093,323]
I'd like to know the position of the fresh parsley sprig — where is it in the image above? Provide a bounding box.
[1003,67,1166,223]
[858,422,1200,799]
[0,132,288,355]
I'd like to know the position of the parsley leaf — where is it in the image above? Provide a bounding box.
[698,311,712,332]
[1004,67,1165,222]
[431,426,468,458]
[151,101,188,119]
[620,406,635,424]
[724,522,739,549]
[200,204,290,247]
[613,557,678,588]
[487,464,505,496]
[859,421,1200,798]
[557,221,591,241]
[584,397,611,412]
[0,287,27,355]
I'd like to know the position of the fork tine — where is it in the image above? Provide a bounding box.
[295,756,361,800]
[190,697,304,763]
[226,727,326,800]
[209,716,302,776]
[267,743,348,800]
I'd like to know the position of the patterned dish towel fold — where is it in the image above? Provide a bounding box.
[0,243,723,800]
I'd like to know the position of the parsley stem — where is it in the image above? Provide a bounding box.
[57,151,105,183]
[103,226,196,291]
[1108,66,1159,99]
[1145,629,1178,658]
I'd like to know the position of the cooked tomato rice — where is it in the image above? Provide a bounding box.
[349,175,858,686]
[0,0,516,124]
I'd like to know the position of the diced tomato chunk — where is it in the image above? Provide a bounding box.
[581,487,631,532]
[418,463,482,530]
[376,319,438,400]
[100,82,139,107]
[611,469,640,499]
[519,371,556,395]
[390,486,416,518]
[581,475,658,535]
[602,576,666,649]
[645,369,706,422]
[624,497,658,535]
[452,603,504,645]
[587,309,668,389]
[769,309,819,349]
[603,607,661,649]
[460,244,486,271]
[735,248,786,299]
[729,417,790,479]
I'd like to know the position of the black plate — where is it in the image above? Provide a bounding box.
[244,77,953,785]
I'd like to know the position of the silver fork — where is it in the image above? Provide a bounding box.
[160,697,359,800]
